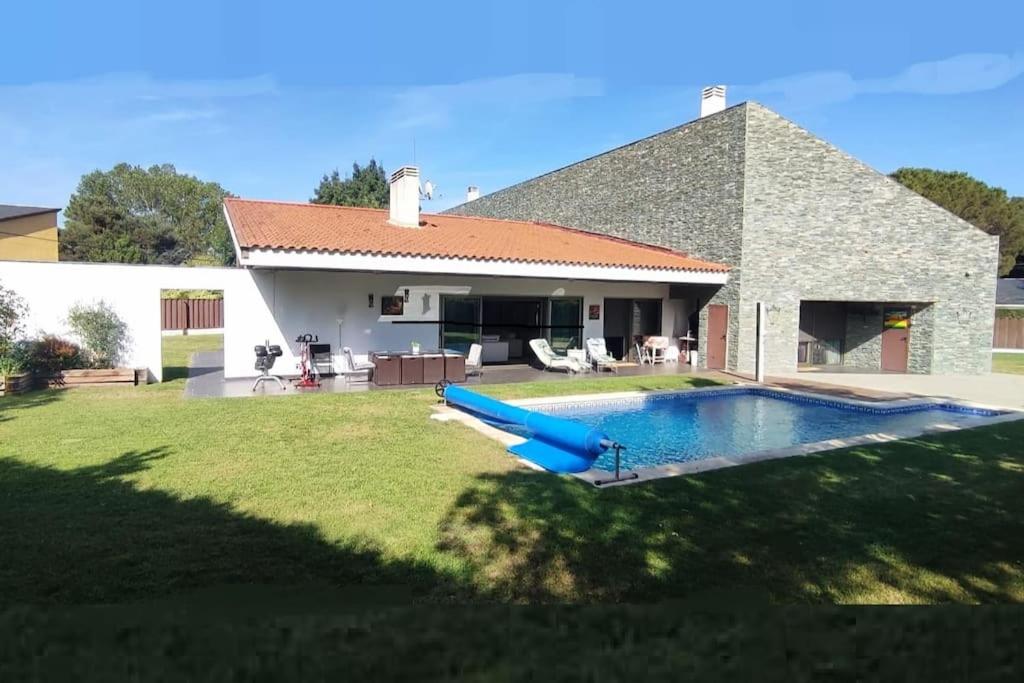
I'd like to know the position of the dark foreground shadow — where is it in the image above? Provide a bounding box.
[0,449,452,609]
[438,423,1024,604]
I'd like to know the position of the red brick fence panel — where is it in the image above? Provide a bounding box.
[993,317,1024,349]
[161,298,223,331]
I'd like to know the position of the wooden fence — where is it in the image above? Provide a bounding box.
[993,316,1024,349]
[161,298,223,331]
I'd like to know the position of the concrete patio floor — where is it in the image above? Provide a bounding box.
[185,349,711,398]
[771,371,1024,410]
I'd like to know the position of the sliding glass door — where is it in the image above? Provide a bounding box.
[548,298,583,353]
[440,296,481,353]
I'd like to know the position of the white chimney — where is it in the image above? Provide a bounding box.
[700,85,727,118]
[466,185,480,202]
[388,166,420,228]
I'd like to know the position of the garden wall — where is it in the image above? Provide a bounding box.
[0,261,248,382]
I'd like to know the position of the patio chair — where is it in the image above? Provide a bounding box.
[635,341,652,365]
[310,343,334,377]
[585,337,619,373]
[529,338,584,374]
[465,343,484,376]
[340,347,374,385]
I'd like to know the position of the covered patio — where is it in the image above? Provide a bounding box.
[185,348,713,398]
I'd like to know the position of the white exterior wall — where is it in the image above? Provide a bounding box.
[227,270,678,379]
[1,260,682,382]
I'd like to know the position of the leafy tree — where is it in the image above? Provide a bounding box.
[66,301,130,369]
[890,168,1024,275]
[311,159,389,208]
[0,280,27,358]
[60,164,235,266]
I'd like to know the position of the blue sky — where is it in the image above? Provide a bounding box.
[2,0,1022,215]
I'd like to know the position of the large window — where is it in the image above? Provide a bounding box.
[441,296,481,353]
[549,298,583,353]
[440,295,583,359]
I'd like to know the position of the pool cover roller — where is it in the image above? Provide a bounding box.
[442,384,610,473]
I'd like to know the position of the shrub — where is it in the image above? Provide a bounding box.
[16,336,84,375]
[0,280,27,358]
[0,356,23,377]
[66,301,129,369]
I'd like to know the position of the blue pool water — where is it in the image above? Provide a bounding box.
[496,388,1000,472]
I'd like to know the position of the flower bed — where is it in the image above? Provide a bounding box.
[40,368,144,388]
[0,372,32,396]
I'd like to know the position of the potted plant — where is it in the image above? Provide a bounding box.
[410,340,421,355]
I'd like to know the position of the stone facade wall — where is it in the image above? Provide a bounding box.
[741,104,998,375]
[445,106,748,368]
[843,305,883,369]
[447,102,999,375]
[907,304,936,374]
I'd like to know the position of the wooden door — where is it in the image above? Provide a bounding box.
[706,304,728,369]
[880,308,910,372]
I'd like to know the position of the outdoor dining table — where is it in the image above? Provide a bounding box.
[370,349,465,386]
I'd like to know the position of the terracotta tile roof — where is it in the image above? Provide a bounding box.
[224,198,729,273]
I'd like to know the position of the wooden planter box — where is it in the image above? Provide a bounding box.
[0,372,32,397]
[42,368,141,388]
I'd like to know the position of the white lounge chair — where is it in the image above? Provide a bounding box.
[340,347,374,384]
[529,338,584,374]
[465,343,483,376]
[585,337,619,373]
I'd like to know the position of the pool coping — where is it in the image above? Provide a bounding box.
[430,382,1024,487]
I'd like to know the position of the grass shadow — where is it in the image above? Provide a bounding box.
[437,422,1024,604]
[0,389,62,424]
[0,448,454,609]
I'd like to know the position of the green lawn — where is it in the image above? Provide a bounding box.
[993,352,1024,375]
[2,337,1023,676]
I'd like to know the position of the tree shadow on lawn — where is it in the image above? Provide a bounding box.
[0,389,61,424]
[0,448,455,611]
[438,424,1024,603]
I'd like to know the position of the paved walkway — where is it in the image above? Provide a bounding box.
[772,371,1024,410]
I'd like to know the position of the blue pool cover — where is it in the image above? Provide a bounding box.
[443,384,610,473]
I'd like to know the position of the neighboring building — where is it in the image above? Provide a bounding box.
[446,91,999,375]
[994,278,1024,350]
[0,204,60,262]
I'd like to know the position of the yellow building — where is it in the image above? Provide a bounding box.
[0,205,60,262]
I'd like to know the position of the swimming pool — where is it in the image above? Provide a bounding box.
[493,387,1004,473]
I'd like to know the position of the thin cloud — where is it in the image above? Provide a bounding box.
[0,72,279,101]
[139,108,221,124]
[390,72,604,129]
[736,51,1024,108]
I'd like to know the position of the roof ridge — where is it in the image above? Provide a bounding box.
[225,197,389,213]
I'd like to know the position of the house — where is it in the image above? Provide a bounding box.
[0,167,729,381]
[217,166,729,379]
[994,279,1024,351]
[0,90,1000,381]
[0,204,59,262]
[446,88,999,375]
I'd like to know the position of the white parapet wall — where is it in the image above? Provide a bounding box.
[0,261,254,382]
